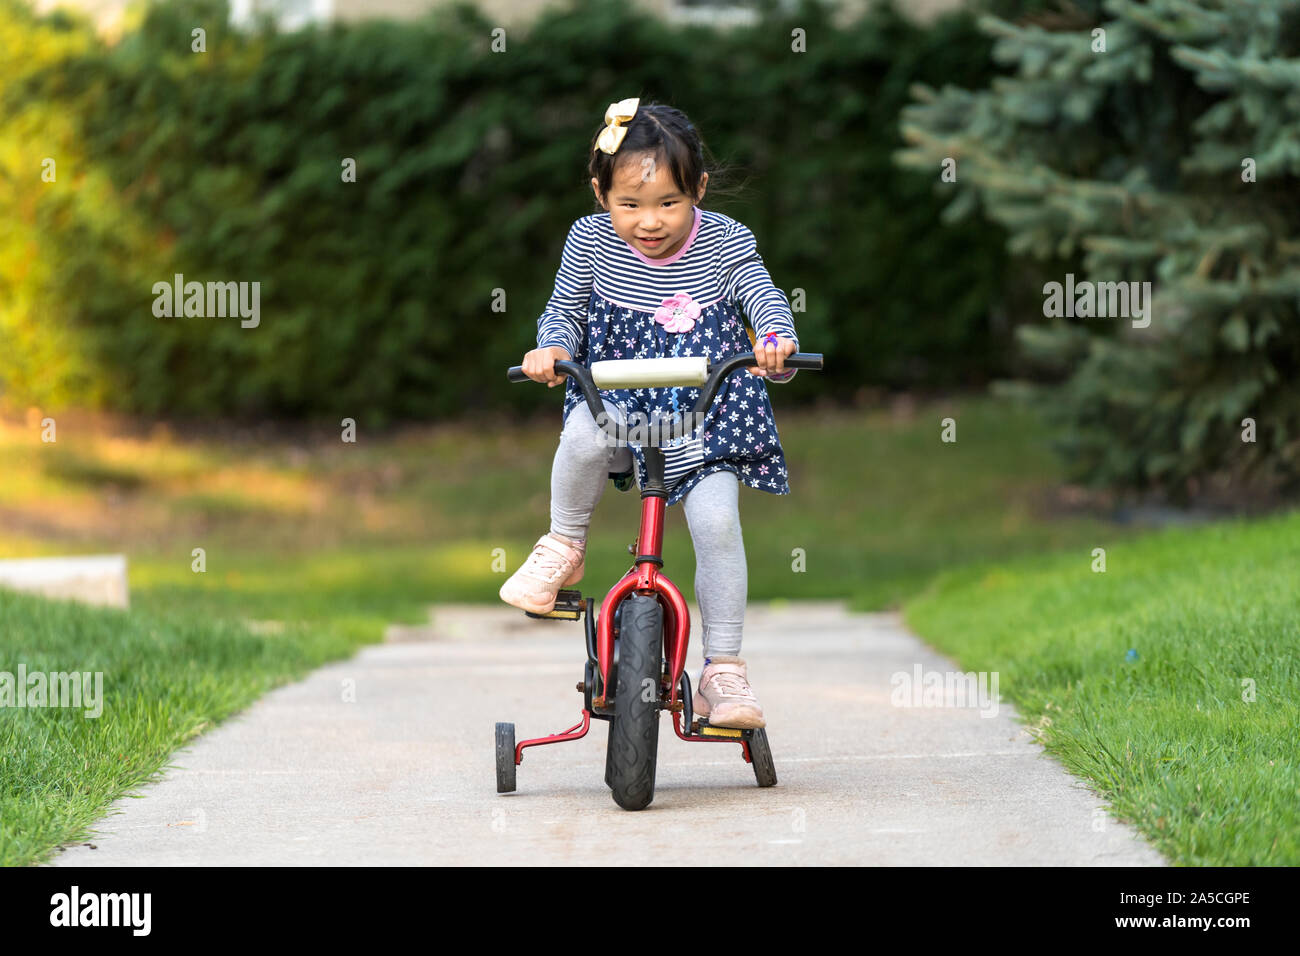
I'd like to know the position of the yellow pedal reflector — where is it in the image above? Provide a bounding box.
[700,725,743,738]
[542,609,581,620]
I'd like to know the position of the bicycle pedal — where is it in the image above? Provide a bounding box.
[524,589,585,621]
[698,722,746,739]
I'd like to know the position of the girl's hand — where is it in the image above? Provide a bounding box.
[523,346,573,388]
[747,334,796,378]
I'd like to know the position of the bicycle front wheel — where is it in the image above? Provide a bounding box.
[605,594,663,810]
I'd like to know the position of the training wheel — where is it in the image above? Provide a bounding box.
[495,721,517,793]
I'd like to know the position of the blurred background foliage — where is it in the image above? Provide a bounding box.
[898,0,1300,500]
[6,0,1295,501]
[1,0,1020,423]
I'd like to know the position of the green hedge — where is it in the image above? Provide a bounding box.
[2,0,1013,422]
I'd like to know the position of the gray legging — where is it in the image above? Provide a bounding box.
[550,398,745,659]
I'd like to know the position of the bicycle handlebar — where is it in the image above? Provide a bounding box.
[507,352,823,447]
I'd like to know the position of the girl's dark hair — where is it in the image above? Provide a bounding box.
[587,100,745,214]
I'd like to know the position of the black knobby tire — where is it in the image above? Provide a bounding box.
[601,604,623,789]
[495,722,517,793]
[605,595,663,810]
[749,727,778,788]
[604,720,616,790]
[603,672,616,791]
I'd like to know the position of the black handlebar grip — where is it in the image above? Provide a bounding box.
[508,361,580,384]
[781,353,823,370]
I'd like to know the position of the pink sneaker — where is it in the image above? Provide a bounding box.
[498,532,586,614]
[693,656,766,729]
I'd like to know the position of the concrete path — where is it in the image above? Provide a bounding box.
[50,601,1165,866]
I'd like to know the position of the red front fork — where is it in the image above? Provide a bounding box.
[596,494,689,706]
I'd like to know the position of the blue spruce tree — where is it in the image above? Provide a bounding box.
[898,0,1300,503]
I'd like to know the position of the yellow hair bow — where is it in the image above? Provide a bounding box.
[594,97,640,155]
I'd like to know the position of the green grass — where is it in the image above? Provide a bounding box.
[903,509,1300,865]
[0,587,365,866]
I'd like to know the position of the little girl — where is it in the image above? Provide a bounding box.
[500,98,799,730]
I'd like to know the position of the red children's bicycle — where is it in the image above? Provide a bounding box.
[497,350,823,810]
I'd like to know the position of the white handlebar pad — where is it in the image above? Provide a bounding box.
[590,357,709,389]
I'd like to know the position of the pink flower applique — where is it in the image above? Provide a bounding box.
[654,292,701,334]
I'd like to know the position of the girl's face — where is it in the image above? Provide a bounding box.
[593,152,707,259]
